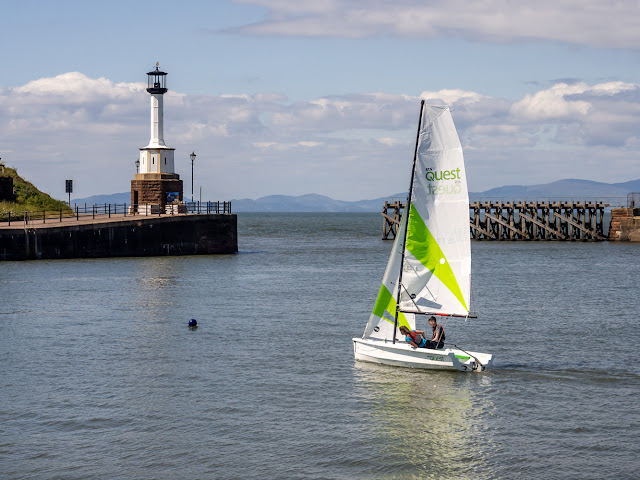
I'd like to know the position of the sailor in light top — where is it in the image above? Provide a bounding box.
[398,325,428,348]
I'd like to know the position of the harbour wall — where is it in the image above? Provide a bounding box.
[0,214,237,261]
[609,208,640,241]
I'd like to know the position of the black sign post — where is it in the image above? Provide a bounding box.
[65,179,73,206]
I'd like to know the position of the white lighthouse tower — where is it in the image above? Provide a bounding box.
[131,63,183,212]
[139,63,175,173]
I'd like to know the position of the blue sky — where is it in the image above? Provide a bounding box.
[1,0,640,200]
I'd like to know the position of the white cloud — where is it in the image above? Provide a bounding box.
[377,137,404,146]
[511,83,593,121]
[13,72,145,103]
[252,140,322,150]
[1,72,639,200]
[232,0,640,49]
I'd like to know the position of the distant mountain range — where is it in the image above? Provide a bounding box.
[475,179,640,199]
[230,193,395,212]
[74,178,640,212]
[73,192,132,206]
[71,192,394,212]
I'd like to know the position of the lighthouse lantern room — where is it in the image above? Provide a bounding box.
[131,63,183,213]
[147,67,167,93]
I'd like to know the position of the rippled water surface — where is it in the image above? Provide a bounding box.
[1,213,639,479]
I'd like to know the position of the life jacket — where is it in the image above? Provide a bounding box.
[406,330,426,347]
[432,324,445,346]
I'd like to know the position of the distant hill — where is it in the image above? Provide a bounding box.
[73,192,404,212]
[75,178,640,212]
[72,192,130,205]
[230,193,398,212]
[471,179,640,199]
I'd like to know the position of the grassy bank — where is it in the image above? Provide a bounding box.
[0,166,73,220]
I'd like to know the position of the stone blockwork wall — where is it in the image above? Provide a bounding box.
[609,208,640,241]
[0,214,237,260]
[131,178,183,208]
[0,177,15,201]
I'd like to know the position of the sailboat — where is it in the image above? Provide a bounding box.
[353,101,494,372]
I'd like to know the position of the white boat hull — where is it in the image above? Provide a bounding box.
[353,338,494,372]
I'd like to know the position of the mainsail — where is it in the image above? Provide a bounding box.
[363,103,471,341]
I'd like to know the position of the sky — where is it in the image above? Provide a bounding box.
[1,0,640,201]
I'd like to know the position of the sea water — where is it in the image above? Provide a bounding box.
[1,213,638,479]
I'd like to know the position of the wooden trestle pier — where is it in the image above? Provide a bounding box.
[382,199,611,241]
[381,199,405,240]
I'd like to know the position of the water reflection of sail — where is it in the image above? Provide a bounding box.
[353,362,496,479]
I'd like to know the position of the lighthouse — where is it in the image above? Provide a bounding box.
[131,63,183,213]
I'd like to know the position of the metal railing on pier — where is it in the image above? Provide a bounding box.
[469,196,628,206]
[0,201,232,228]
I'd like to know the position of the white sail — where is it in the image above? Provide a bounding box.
[401,105,471,317]
[363,104,471,341]
[363,208,416,340]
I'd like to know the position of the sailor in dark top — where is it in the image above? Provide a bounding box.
[424,316,445,349]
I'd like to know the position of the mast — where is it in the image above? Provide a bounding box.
[392,100,425,344]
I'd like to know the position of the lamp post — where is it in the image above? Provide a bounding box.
[135,159,140,174]
[190,151,196,202]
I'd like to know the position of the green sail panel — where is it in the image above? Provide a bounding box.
[371,283,410,329]
[405,204,468,312]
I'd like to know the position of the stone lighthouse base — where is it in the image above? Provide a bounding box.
[131,173,183,213]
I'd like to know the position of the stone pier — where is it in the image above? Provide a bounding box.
[609,207,640,242]
[0,213,237,261]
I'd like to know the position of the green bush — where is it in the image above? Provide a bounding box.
[0,166,73,221]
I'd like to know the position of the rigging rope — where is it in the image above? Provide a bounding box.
[469,275,476,318]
